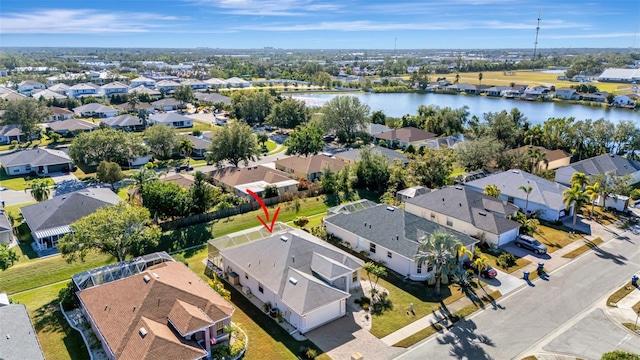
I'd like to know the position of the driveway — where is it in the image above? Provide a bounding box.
[501,242,553,262]
[483,269,524,296]
[49,172,78,184]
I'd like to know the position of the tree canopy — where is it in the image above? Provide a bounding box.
[407,149,453,189]
[206,121,260,167]
[96,160,123,190]
[2,98,51,141]
[354,146,390,192]
[321,96,370,143]
[231,91,273,123]
[284,123,324,157]
[0,244,18,271]
[59,202,161,263]
[173,85,194,109]
[141,180,191,219]
[145,125,177,159]
[68,128,147,168]
[266,97,310,129]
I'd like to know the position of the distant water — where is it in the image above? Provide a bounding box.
[292,93,640,125]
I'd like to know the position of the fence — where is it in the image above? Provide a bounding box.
[159,188,323,231]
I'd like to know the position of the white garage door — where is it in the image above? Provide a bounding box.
[302,301,342,333]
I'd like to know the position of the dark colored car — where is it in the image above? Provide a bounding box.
[175,165,194,173]
[515,234,548,254]
[462,260,498,279]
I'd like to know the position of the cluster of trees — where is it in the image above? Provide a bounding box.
[1,98,52,141]
[68,128,147,168]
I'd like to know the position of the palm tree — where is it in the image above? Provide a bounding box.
[570,172,588,190]
[26,179,50,202]
[126,167,159,198]
[414,231,463,296]
[178,138,195,167]
[519,185,533,214]
[584,182,602,219]
[127,92,140,112]
[563,184,589,230]
[478,72,483,85]
[138,109,149,129]
[524,125,543,146]
[483,184,500,198]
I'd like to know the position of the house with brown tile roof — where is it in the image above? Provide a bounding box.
[511,145,572,171]
[77,257,235,360]
[208,165,298,199]
[373,126,436,149]
[50,106,74,122]
[274,155,345,181]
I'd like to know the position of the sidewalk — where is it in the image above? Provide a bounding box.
[381,217,629,346]
[606,276,640,326]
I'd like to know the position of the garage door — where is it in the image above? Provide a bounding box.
[48,163,69,173]
[302,301,342,333]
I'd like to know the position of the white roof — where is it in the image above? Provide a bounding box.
[73,103,117,113]
[204,78,227,85]
[69,83,100,90]
[235,179,298,194]
[598,68,640,80]
[101,81,130,89]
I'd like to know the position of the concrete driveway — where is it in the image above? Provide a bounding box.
[49,172,78,184]
[501,243,553,262]
[483,269,524,296]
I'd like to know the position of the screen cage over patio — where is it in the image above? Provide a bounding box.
[326,199,377,215]
[207,222,292,269]
[72,251,174,291]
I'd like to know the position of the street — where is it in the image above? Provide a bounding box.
[396,232,640,360]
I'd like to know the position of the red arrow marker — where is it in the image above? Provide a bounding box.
[246,189,281,233]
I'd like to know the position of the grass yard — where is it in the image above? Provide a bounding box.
[586,206,619,226]
[607,282,636,307]
[264,140,277,152]
[533,223,582,253]
[477,247,531,274]
[11,282,89,360]
[0,167,55,191]
[562,237,604,259]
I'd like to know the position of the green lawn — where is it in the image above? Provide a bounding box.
[608,282,636,307]
[562,237,604,259]
[264,140,277,152]
[533,223,582,253]
[0,167,54,191]
[11,282,89,360]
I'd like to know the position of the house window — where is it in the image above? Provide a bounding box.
[417,264,422,274]
[430,212,436,220]
[352,271,358,283]
[369,243,376,253]
[258,283,264,293]
[446,217,453,226]
[507,196,514,204]
[387,251,392,259]
[216,321,224,336]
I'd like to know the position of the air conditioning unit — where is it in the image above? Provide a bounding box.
[242,287,251,295]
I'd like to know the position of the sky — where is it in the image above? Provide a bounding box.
[0,0,639,49]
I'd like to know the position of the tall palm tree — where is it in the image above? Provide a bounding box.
[126,167,159,199]
[178,138,195,167]
[483,184,500,198]
[570,172,588,190]
[414,231,463,296]
[524,125,543,146]
[584,182,602,219]
[478,72,483,85]
[138,109,149,129]
[563,184,589,230]
[519,185,533,214]
[127,92,140,112]
[26,179,50,202]
[533,150,548,172]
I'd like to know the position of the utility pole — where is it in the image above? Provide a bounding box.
[533,8,542,59]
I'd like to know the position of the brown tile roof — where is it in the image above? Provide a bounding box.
[78,261,234,360]
[512,145,571,163]
[274,155,345,175]
[161,173,196,189]
[208,165,292,187]
[374,127,436,143]
[168,300,213,336]
[50,106,73,115]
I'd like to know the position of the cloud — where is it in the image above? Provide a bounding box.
[193,0,342,16]
[544,32,636,39]
[0,9,183,34]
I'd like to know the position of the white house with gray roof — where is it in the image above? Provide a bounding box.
[0,301,45,360]
[149,113,193,128]
[555,154,640,187]
[0,125,23,144]
[466,169,573,221]
[73,103,118,118]
[324,203,478,281]
[335,145,409,166]
[216,225,362,334]
[20,188,121,251]
[405,186,521,247]
[0,148,73,176]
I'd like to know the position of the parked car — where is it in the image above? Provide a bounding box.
[462,260,498,279]
[175,165,194,173]
[515,234,548,254]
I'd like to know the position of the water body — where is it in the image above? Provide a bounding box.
[293,93,640,125]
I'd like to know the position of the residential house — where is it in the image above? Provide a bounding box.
[0,148,73,176]
[580,92,608,102]
[335,145,409,166]
[128,85,161,99]
[420,133,470,150]
[161,173,200,190]
[522,86,550,100]
[405,186,521,247]
[445,83,479,94]
[225,77,250,88]
[68,83,100,98]
[151,98,185,111]
[100,81,130,96]
[20,188,121,250]
[373,127,436,149]
[0,125,22,144]
[73,103,118,118]
[396,186,430,202]
[555,154,640,186]
[17,80,46,95]
[555,88,579,100]
[466,169,572,221]
[366,123,393,137]
[194,92,231,105]
[47,83,70,96]
[75,255,235,360]
[275,155,346,182]
[0,88,28,101]
[204,78,228,89]
[180,79,209,91]
[0,300,45,360]
[115,102,156,114]
[32,89,67,100]
[49,106,74,122]
[485,86,512,97]
[47,118,98,136]
[155,80,181,93]
[0,206,14,245]
[178,134,211,158]
[100,114,147,132]
[130,76,156,88]
[214,225,362,334]
[511,145,572,170]
[208,165,298,199]
[149,113,193,128]
[613,94,639,107]
[324,202,478,281]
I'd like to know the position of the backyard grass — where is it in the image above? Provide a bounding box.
[607,282,636,307]
[533,223,582,253]
[562,237,604,259]
[11,281,89,360]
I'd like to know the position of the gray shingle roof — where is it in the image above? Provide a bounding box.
[100,114,143,128]
[0,209,12,232]
[194,92,231,104]
[47,119,98,132]
[20,188,121,232]
[0,124,22,137]
[406,186,520,235]
[178,134,211,150]
[556,154,640,185]
[466,169,569,210]
[0,148,71,167]
[221,231,360,314]
[73,103,116,113]
[149,112,191,124]
[0,304,45,360]
[335,145,409,165]
[324,204,478,258]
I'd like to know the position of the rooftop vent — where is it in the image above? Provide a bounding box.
[6,334,10,340]
[152,272,159,278]
[386,206,395,212]
[478,211,487,216]
[139,327,148,338]
[512,170,520,174]
[364,222,367,227]
[289,277,298,285]
[143,275,151,283]
[280,235,288,242]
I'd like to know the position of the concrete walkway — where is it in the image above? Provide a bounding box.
[607,275,640,326]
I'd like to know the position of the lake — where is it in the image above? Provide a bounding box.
[292,93,640,125]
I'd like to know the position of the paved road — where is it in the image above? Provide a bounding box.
[396,233,640,360]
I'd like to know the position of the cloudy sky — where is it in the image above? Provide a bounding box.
[0,0,638,48]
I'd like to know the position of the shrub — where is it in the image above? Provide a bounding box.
[305,348,318,359]
[497,252,518,269]
[59,282,79,311]
[361,303,370,311]
[293,216,309,227]
[208,273,231,301]
[230,339,245,357]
